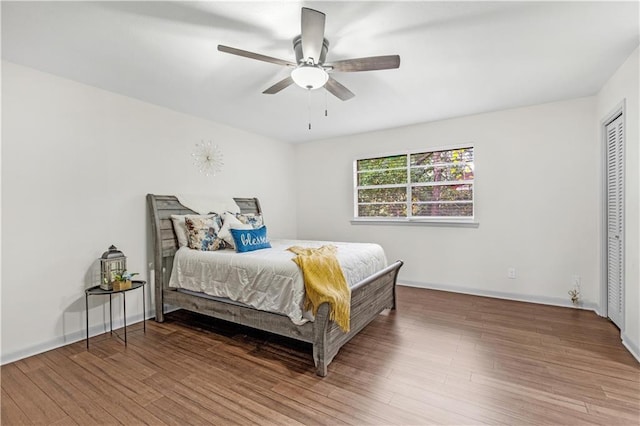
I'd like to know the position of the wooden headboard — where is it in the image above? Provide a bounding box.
[146,194,262,317]
[146,195,261,258]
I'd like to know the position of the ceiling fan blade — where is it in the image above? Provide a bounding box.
[325,77,355,101]
[217,45,295,67]
[300,7,325,63]
[325,55,401,72]
[262,76,294,94]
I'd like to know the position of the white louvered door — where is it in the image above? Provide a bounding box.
[606,114,624,329]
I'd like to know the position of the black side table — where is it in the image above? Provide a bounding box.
[85,280,146,348]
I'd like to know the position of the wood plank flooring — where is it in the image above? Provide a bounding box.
[2,286,639,425]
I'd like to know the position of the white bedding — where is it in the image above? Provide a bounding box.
[169,239,388,325]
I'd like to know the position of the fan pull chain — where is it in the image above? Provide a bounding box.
[324,89,328,117]
[307,88,312,130]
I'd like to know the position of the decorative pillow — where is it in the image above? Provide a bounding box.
[230,226,272,253]
[218,211,253,248]
[171,214,219,247]
[185,214,227,251]
[234,212,264,229]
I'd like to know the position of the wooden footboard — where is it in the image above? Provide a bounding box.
[313,260,402,376]
[147,193,403,376]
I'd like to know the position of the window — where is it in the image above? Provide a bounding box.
[354,146,474,220]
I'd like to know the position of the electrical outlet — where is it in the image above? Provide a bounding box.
[507,267,516,279]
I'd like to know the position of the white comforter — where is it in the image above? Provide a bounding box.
[169,239,388,325]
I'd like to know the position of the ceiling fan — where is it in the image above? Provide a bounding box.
[217,7,400,101]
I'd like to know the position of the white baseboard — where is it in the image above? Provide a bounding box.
[2,304,187,365]
[398,280,599,311]
[1,310,154,366]
[622,333,640,364]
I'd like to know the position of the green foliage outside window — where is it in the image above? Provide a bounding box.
[357,155,406,171]
[358,203,407,217]
[358,187,407,203]
[355,147,474,218]
[411,185,472,202]
[357,169,407,186]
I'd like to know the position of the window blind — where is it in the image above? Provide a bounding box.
[355,146,474,219]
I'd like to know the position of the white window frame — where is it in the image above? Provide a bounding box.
[352,144,478,227]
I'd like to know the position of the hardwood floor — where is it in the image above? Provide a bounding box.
[2,286,639,425]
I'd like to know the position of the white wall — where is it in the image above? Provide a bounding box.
[597,46,640,361]
[1,62,297,363]
[3,51,637,365]
[295,98,600,309]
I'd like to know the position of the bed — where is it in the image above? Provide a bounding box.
[147,194,403,376]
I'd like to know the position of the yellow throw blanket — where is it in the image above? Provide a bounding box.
[288,245,351,332]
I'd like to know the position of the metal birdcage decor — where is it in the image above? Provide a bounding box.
[100,245,127,290]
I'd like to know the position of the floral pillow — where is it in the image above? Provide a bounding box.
[235,213,264,229]
[185,214,227,251]
[171,214,218,247]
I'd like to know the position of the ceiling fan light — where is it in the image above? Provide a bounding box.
[291,65,328,90]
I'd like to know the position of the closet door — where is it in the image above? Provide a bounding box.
[606,113,624,329]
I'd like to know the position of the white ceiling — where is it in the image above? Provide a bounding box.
[2,1,639,143]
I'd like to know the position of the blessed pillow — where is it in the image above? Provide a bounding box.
[230,226,272,253]
[184,214,227,251]
[234,212,264,229]
[218,211,253,248]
